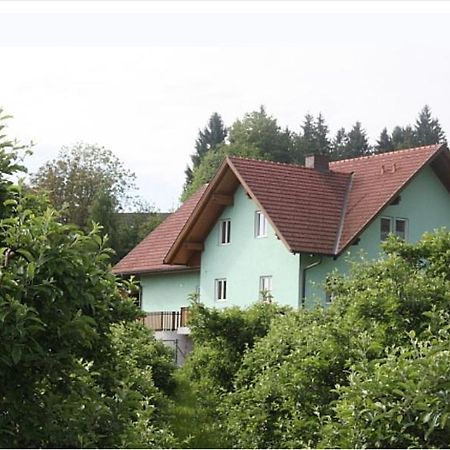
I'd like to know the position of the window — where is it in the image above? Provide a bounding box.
[255,211,268,238]
[395,218,407,240]
[380,217,392,240]
[381,216,408,241]
[259,276,273,302]
[215,279,227,301]
[219,219,231,245]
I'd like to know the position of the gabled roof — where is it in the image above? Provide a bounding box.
[164,144,449,265]
[331,144,450,253]
[112,185,207,275]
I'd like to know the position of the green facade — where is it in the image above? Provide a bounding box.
[140,270,199,312]
[304,166,450,305]
[140,165,450,312]
[200,185,299,308]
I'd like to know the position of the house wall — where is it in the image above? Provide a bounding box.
[199,185,300,308]
[140,270,200,312]
[304,165,450,306]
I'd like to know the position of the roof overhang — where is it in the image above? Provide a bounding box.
[164,156,293,265]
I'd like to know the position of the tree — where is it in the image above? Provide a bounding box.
[345,121,371,157]
[0,114,177,447]
[181,106,293,201]
[414,104,446,146]
[293,113,332,163]
[375,127,394,153]
[391,125,416,150]
[195,230,450,449]
[228,106,294,163]
[331,127,349,160]
[184,112,227,188]
[31,142,137,228]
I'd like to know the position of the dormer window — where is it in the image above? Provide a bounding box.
[219,219,231,245]
[255,211,268,238]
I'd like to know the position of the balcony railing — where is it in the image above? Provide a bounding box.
[141,307,191,332]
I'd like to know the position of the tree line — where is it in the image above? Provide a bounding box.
[182,105,446,200]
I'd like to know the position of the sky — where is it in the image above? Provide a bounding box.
[1,1,450,211]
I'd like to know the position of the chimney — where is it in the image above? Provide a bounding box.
[305,154,329,172]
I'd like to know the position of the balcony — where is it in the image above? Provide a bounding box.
[140,307,191,332]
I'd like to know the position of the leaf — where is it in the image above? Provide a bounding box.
[11,345,22,365]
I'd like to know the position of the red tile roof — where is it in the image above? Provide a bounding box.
[112,185,207,275]
[331,144,445,253]
[228,157,351,254]
[116,144,449,274]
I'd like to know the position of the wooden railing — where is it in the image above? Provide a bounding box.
[141,307,191,332]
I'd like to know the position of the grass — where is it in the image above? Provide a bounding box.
[168,369,225,449]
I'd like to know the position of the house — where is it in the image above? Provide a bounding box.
[113,144,450,361]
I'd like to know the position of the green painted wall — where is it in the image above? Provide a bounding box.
[139,166,450,312]
[140,271,200,312]
[200,185,300,308]
[304,166,450,306]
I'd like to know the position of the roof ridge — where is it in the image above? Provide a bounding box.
[228,155,305,169]
[330,144,442,165]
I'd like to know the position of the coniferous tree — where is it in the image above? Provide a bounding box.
[375,127,394,153]
[293,113,331,163]
[331,127,349,160]
[346,122,371,157]
[392,125,416,150]
[414,105,446,146]
[184,112,227,186]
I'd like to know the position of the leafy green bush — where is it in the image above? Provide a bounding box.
[0,116,178,447]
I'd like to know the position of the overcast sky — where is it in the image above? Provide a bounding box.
[1,1,450,211]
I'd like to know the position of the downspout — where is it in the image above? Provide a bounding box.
[300,254,323,309]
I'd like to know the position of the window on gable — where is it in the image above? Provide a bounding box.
[381,216,408,241]
[219,219,231,245]
[255,211,268,238]
[215,278,227,301]
[380,217,392,241]
[259,276,273,302]
[395,218,408,240]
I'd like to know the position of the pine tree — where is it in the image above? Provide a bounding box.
[346,122,371,157]
[184,112,227,187]
[414,105,446,146]
[331,128,349,160]
[392,125,416,150]
[375,127,394,153]
[293,113,331,163]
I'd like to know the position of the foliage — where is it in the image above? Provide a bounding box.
[178,301,289,447]
[184,112,227,188]
[31,142,137,228]
[181,142,262,201]
[179,231,450,449]
[0,187,177,447]
[0,116,177,447]
[229,106,293,164]
[294,113,331,163]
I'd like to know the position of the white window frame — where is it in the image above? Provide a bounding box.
[394,217,408,240]
[380,216,409,241]
[255,211,268,238]
[215,278,227,302]
[259,275,273,301]
[380,216,393,241]
[219,219,231,245]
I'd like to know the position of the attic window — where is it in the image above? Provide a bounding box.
[255,211,268,238]
[381,216,408,241]
[219,219,231,245]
